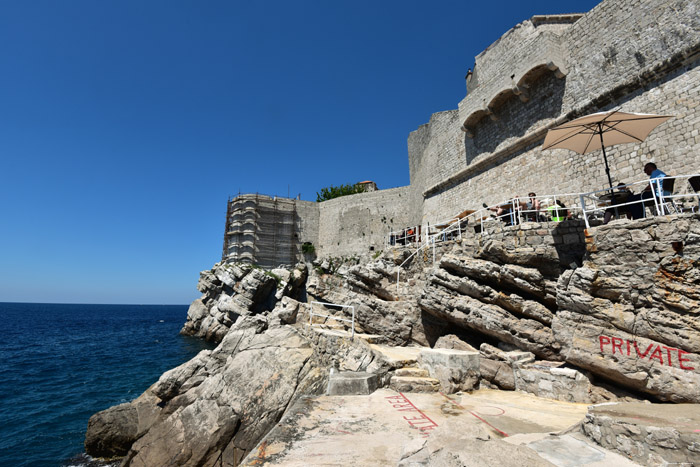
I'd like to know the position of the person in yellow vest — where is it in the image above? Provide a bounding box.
[548,200,570,221]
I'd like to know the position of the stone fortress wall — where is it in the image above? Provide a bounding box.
[415,0,700,224]
[224,0,700,266]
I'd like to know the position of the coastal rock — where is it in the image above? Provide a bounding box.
[180,262,307,343]
[87,312,396,466]
[434,334,477,352]
[582,402,700,465]
[479,358,515,390]
[269,296,302,325]
[84,392,161,459]
[397,421,555,466]
[418,275,560,360]
[306,265,424,346]
[553,216,700,402]
[120,324,321,466]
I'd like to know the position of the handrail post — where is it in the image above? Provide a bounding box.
[648,179,660,217]
[351,306,355,340]
[580,194,589,229]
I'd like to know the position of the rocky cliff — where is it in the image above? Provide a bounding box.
[84,215,700,465]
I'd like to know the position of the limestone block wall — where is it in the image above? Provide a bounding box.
[563,0,700,112]
[316,185,418,258]
[296,199,320,249]
[408,109,465,211]
[412,0,700,226]
[477,219,589,269]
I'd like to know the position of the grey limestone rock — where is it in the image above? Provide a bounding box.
[113,323,322,467]
[181,262,307,343]
[582,402,700,465]
[84,391,162,459]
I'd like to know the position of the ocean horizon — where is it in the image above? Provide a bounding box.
[0,302,214,467]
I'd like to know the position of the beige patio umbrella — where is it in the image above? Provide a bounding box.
[542,110,672,190]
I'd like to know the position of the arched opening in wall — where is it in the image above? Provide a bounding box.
[465,66,566,165]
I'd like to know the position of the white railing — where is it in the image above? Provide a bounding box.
[395,215,469,292]
[307,301,355,339]
[387,225,423,247]
[466,192,586,234]
[390,173,700,289]
[579,173,700,228]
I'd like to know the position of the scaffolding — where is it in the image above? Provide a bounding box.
[222,193,300,269]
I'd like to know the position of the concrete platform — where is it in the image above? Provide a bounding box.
[242,389,635,466]
[582,402,700,465]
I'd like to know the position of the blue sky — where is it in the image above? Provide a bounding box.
[0,0,600,304]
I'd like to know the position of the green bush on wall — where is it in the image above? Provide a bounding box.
[316,183,366,202]
[302,242,315,254]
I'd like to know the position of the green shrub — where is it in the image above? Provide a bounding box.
[316,183,367,202]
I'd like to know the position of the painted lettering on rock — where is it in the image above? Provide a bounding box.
[599,335,695,371]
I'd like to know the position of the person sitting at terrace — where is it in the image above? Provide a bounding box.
[523,192,541,221]
[627,162,669,219]
[484,197,519,225]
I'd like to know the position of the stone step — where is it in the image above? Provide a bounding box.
[393,367,430,378]
[368,344,422,368]
[327,371,378,396]
[389,375,440,393]
[309,327,382,343]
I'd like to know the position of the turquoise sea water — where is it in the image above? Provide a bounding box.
[0,302,214,467]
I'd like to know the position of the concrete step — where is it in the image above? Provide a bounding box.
[389,375,440,393]
[394,367,430,378]
[327,371,378,396]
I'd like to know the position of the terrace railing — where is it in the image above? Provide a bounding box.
[390,173,700,289]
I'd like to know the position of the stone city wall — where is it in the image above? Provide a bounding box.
[411,0,700,228]
[316,185,418,258]
[476,219,589,269]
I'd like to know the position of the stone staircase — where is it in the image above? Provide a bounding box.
[308,327,466,395]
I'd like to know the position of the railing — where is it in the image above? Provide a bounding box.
[387,225,424,247]
[466,192,587,234]
[307,301,355,339]
[579,173,700,228]
[390,173,700,289]
[395,215,468,292]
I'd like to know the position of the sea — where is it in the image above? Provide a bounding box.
[0,302,216,467]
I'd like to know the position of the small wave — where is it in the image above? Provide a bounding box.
[62,452,122,467]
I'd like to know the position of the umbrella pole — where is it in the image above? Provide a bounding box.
[598,123,617,213]
[598,123,615,191]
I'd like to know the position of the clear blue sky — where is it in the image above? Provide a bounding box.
[0,0,600,305]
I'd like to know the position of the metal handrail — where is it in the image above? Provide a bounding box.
[395,217,466,292]
[579,173,700,228]
[307,301,355,339]
[391,173,700,288]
